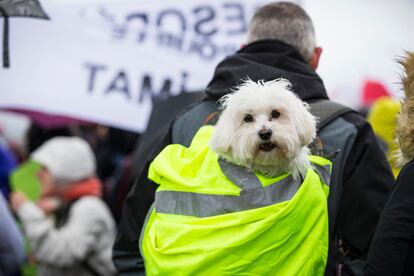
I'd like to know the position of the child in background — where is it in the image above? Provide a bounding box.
[10,137,116,276]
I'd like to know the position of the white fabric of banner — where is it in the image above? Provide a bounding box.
[0,0,270,132]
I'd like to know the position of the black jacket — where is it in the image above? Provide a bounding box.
[365,159,414,276]
[113,40,393,275]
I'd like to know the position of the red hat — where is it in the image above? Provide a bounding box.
[362,80,391,107]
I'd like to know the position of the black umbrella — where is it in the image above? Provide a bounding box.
[0,0,49,68]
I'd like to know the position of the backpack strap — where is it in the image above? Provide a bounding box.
[308,100,356,158]
[172,101,217,146]
[308,100,360,275]
[203,111,219,125]
[309,99,355,131]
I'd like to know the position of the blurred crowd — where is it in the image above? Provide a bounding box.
[0,120,139,275]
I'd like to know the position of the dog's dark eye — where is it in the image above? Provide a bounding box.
[271,109,280,119]
[243,114,254,123]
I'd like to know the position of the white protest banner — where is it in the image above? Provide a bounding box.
[0,0,274,132]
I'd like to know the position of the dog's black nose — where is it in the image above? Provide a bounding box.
[258,129,272,140]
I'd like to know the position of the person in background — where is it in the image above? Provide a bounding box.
[0,193,24,275]
[365,52,414,275]
[367,97,402,177]
[93,126,140,223]
[10,136,117,276]
[0,143,18,198]
[113,2,393,275]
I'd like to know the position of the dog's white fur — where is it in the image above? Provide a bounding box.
[209,78,317,178]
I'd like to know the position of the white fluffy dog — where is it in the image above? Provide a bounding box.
[209,78,317,179]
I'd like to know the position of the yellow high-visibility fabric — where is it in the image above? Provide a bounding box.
[367,97,401,177]
[141,126,330,275]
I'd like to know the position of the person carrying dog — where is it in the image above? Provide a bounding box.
[141,79,332,275]
[113,2,394,275]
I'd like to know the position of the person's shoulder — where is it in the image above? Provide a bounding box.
[70,196,113,219]
[68,197,115,235]
[324,100,366,124]
[308,99,366,129]
[324,102,370,132]
[74,196,106,206]
[397,160,414,180]
[341,110,368,124]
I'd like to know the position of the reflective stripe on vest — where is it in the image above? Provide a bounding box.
[155,158,330,217]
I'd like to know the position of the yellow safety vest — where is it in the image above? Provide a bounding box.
[140,125,331,276]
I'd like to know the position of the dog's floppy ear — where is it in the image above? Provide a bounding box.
[209,95,235,154]
[295,101,317,147]
[209,110,234,154]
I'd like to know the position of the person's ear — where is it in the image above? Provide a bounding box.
[310,47,323,70]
